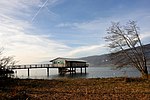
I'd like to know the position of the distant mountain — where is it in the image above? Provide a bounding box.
[80,44,150,67]
[80,54,112,67]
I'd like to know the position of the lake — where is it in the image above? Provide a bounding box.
[12,67,150,79]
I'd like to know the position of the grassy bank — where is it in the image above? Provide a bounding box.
[0,77,150,100]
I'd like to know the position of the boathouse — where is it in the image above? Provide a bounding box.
[50,57,88,74]
[50,57,88,67]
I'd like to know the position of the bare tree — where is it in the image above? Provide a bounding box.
[104,21,148,78]
[0,48,16,72]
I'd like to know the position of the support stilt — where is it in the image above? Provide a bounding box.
[72,67,74,75]
[70,67,71,75]
[85,67,86,74]
[81,67,82,74]
[47,68,49,76]
[28,68,30,77]
[72,67,73,73]
[75,68,76,74]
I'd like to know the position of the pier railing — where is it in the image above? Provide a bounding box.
[9,64,88,69]
[9,64,52,69]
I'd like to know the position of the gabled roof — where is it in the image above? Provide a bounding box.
[50,57,86,62]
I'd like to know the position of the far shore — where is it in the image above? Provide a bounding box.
[0,77,150,99]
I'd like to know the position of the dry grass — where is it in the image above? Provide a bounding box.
[0,77,150,100]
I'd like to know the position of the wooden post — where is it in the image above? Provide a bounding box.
[24,65,26,68]
[71,67,73,76]
[81,67,82,74]
[85,67,86,74]
[47,68,49,76]
[28,68,30,77]
[72,67,73,74]
[70,67,71,75]
[75,68,76,74]
[58,68,60,74]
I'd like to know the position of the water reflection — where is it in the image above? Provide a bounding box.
[49,73,88,79]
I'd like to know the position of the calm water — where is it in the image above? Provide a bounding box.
[12,67,150,79]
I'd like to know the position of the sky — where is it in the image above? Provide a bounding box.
[0,0,150,64]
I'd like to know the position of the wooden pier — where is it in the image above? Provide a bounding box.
[9,57,89,77]
[10,64,88,77]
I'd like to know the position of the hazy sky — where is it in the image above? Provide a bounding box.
[0,0,150,64]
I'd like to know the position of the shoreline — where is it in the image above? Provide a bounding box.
[0,77,150,99]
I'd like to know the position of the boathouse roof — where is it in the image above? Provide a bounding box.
[50,57,87,62]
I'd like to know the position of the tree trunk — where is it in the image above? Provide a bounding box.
[141,67,148,79]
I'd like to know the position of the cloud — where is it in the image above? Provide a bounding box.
[0,0,71,64]
[0,15,71,64]
[56,10,150,42]
[67,44,108,58]
[56,10,150,30]
[0,0,60,22]
[1,0,150,64]
[55,18,109,44]
[0,0,40,18]
[56,23,75,28]
[75,19,108,32]
[140,32,150,44]
[56,19,108,32]
[140,32,150,39]
[55,10,150,58]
